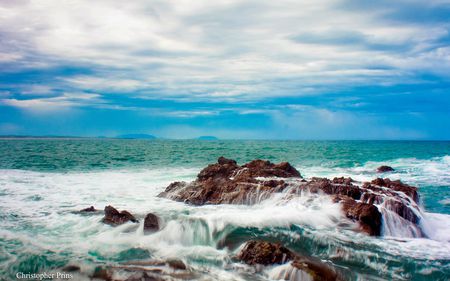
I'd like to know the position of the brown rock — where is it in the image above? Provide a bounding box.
[62,265,80,272]
[124,272,164,281]
[159,158,423,237]
[217,156,237,165]
[377,165,395,173]
[102,205,138,226]
[338,196,382,236]
[237,241,342,281]
[237,240,295,265]
[144,213,159,233]
[305,178,361,200]
[371,178,419,203]
[92,267,112,281]
[159,158,300,205]
[166,259,186,270]
[80,206,97,212]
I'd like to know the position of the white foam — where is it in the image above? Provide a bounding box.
[299,155,450,187]
[420,212,450,242]
[1,165,450,280]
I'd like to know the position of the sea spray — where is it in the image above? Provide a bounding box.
[1,140,450,280]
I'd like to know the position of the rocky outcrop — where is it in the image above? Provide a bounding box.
[159,157,300,205]
[377,165,395,173]
[102,205,138,226]
[143,213,159,233]
[160,157,423,237]
[238,241,342,281]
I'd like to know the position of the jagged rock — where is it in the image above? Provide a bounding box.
[160,158,423,236]
[334,196,382,236]
[370,178,419,203]
[144,213,159,233]
[377,165,395,173]
[102,205,138,226]
[159,157,300,205]
[305,177,362,200]
[238,241,342,281]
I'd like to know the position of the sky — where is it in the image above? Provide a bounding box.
[0,0,449,139]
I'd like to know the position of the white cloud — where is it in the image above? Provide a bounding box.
[0,0,449,103]
[0,92,102,112]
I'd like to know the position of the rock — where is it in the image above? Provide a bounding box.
[159,157,300,205]
[166,259,186,270]
[92,266,112,281]
[237,240,295,265]
[124,272,164,281]
[217,156,237,165]
[370,178,419,203]
[377,165,395,173]
[80,206,97,212]
[102,205,138,226]
[238,241,342,281]
[335,196,382,236]
[291,257,342,281]
[122,259,186,271]
[160,158,423,237]
[144,213,159,233]
[305,177,362,200]
[62,265,80,272]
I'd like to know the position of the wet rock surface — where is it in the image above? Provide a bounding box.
[158,157,300,205]
[377,165,395,173]
[143,213,160,233]
[102,205,138,226]
[237,240,295,265]
[86,258,191,281]
[238,240,342,281]
[160,157,423,236]
[334,195,382,236]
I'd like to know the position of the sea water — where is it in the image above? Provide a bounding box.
[0,139,449,280]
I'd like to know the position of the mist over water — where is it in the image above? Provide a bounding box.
[0,140,449,280]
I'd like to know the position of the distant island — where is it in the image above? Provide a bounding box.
[116,134,157,139]
[196,136,219,140]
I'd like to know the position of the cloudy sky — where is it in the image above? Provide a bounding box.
[1,0,449,139]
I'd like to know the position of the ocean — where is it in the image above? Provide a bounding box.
[0,139,449,280]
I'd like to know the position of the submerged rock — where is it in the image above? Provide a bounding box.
[124,272,163,281]
[160,157,423,237]
[102,205,138,226]
[143,213,160,233]
[377,165,395,173]
[238,241,342,281]
[80,206,97,212]
[62,265,80,272]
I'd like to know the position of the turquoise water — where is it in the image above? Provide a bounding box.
[0,139,449,280]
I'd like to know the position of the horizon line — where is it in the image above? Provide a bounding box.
[1,135,449,142]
